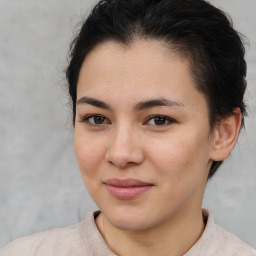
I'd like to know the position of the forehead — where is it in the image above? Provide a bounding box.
[77,39,207,112]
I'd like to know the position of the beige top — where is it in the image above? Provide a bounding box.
[1,210,255,256]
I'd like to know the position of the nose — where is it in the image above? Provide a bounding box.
[105,126,145,169]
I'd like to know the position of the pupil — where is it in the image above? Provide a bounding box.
[154,116,165,125]
[94,116,104,124]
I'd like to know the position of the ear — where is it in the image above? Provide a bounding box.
[210,108,242,161]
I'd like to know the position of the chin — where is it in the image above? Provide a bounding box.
[102,205,160,231]
[109,216,150,231]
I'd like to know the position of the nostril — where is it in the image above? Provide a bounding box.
[105,146,145,168]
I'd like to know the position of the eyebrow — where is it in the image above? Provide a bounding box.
[76,96,184,111]
[134,98,184,111]
[77,97,111,109]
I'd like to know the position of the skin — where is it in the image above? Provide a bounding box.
[74,40,241,256]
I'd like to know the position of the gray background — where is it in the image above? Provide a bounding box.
[0,0,255,249]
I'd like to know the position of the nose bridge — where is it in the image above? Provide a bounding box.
[114,122,133,145]
[105,122,144,168]
[110,122,137,156]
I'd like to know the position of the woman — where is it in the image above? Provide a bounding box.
[1,0,255,255]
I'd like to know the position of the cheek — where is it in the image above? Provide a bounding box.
[147,136,210,205]
[147,134,210,178]
[148,138,190,167]
[74,131,106,179]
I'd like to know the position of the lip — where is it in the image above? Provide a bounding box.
[104,178,154,200]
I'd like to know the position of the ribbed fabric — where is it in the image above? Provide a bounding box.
[1,209,255,256]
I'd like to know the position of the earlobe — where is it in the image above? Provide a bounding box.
[210,108,242,161]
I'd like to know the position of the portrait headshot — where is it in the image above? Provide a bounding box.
[0,0,256,255]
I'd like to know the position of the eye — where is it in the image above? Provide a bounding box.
[80,114,110,126]
[146,115,175,126]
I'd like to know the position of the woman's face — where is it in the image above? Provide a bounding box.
[74,40,215,231]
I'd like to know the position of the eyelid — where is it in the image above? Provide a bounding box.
[78,114,176,127]
[145,114,176,126]
[79,114,110,126]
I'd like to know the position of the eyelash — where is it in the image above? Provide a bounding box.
[146,115,176,126]
[79,114,176,127]
[79,114,109,127]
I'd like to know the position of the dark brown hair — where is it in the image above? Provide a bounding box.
[66,0,247,178]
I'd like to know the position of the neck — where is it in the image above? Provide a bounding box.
[96,207,206,256]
